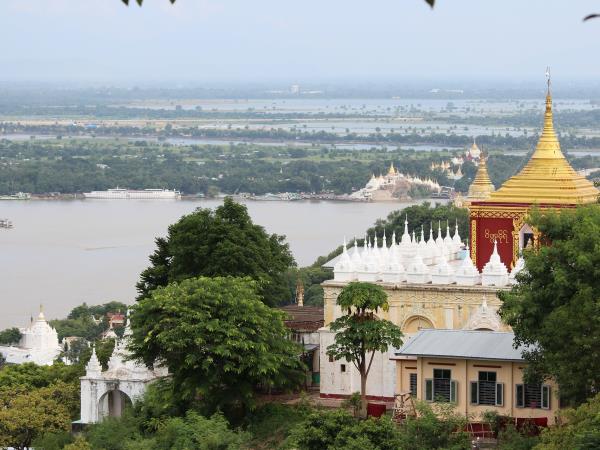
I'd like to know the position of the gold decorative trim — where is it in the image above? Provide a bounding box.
[470,219,477,265]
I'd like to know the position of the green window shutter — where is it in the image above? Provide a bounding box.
[470,381,479,405]
[516,384,524,408]
[425,379,433,401]
[542,385,551,410]
[450,380,458,403]
[495,383,504,406]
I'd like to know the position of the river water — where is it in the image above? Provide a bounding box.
[0,198,425,329]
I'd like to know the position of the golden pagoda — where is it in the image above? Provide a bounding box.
[388,161,397,176]
[466,155,495,202]
[486,85,598,205]
[468,71,599,271]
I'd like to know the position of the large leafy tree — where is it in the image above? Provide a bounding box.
[136,197,294,306]
[0,383,77,450]
[129,276,305,418]
[326,282,403,417]
[499,205,600,405]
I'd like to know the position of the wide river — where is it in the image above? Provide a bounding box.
[0,199,427,329]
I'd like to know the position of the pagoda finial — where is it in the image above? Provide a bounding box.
[546,66,551,95]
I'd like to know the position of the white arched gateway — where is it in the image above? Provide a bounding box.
[79,316,167,424]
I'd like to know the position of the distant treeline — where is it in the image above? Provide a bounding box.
[3,139,597,196]
[4,122,600,150]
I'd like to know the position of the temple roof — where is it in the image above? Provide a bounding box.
[484,86,598,205]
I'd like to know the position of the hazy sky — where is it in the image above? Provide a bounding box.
[1,0,600,84]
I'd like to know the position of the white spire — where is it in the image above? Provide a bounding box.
[452,218,462,248]
[334,237,355,282]
[444,220,453,247]
[435,220,444,247]
[482,240,509,287]
[86,345,102,377]
[351,239,362,267]
[401,215,411,245]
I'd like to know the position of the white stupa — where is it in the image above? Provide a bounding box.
[454,244,481,286]
[0,306,62,366]
[481,240,509,286]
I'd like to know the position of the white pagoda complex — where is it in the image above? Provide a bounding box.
[0,307,61,366]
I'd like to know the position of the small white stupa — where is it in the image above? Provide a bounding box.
[430,252,455,285]
[405,247,431,284]
[481,240,509,287]
[454,244,481,286]
[333,238,354,282]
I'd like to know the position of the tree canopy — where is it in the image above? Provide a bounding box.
[0,327,22,345]
[499,205,600,405]
[327,282,403,416]
[0,382,78,450]
[129,276,305,418]
[136,197,295,306]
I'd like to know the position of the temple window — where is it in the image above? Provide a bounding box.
[516,383,551,409]
[470,371,503,406]
[409,373,417,397]
[426,369,457,403]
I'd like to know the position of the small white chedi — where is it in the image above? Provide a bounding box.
[0,307,61,366]
[79,311,167,424]
[332,219,515,288]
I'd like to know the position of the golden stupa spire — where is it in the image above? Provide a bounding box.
[485,69,599,205]
[388,161,396,175]
[467,151,495,201]
[531,67,562,160]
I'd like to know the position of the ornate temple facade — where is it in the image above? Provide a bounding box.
[469,85,599,270]
[320,219,513,401]
[79,313,167,424]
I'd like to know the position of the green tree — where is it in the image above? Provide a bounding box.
[0,383,75,450]
[136,197,295,306]
[0,362,83,390]
[535,392,600,450]
[397,402,470,450]
[326,282,403,417]
[499,206,600,405]
[0,327,22,345]
[129,276,305,419]
[151,411,248,450]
